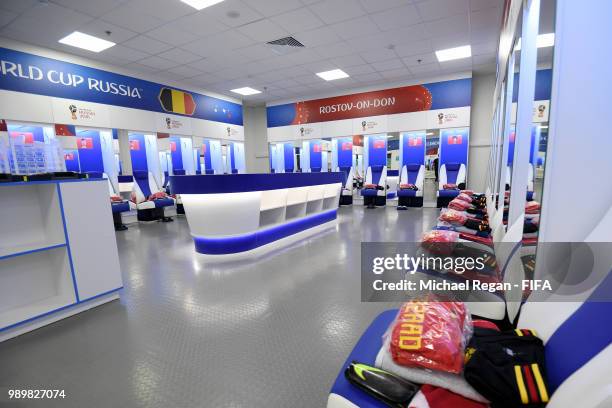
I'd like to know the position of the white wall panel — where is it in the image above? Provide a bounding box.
[0,90,54,123]
[192,118,244,141]
[387,111,428,132]
[108,105,156,133]
[321,119,353,137]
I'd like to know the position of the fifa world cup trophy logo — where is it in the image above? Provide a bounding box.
[69,104,77,120]
[438,113,444,124]
[538,105,546,118]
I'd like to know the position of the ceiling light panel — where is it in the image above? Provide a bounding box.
[181,0,225,11]
[316,69,350,81]
[435,45,471,62]
[231,87,261,96]
[58,31,116,53]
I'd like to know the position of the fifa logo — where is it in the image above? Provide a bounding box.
[226,127,231,137]
[538,105,546,118]
[361,121,366,131]
[300,127,305,137]
[68,104,77,120]
[165,117,171,129]
[438,113,444,124]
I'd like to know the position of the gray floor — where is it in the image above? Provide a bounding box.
[0,205,438,408]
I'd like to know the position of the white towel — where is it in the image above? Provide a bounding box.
[375,339,488,403]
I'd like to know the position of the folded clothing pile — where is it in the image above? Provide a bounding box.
[375,300,488,403]
[400,183,418,190]
[385,300,472,374]
[439,209,492,236]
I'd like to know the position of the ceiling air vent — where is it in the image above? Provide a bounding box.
[267,36,304,47]
[265,36,305,55]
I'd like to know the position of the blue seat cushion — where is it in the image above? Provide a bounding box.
[329,309,398,407]
[361,189,379,197]
[438,189,460,198]
[397,189,417,197]
[153,198,174,208]
[111,201,130,213]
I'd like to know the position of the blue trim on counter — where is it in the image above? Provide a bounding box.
[171,172,343,194]
[194,209,337,254]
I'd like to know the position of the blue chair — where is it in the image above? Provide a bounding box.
[338,166,354,206]
[397,164,424,208]
[132,171,175,222]
[105,173,134,231]
[437,163,466,207]
[361,165,387,208]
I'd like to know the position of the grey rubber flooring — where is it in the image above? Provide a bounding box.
[0,205,438,408]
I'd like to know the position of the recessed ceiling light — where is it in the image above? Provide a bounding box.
[180,0,225,10]
[514,33,555,51]
[435,45,471,62]
[316,69,349,81]
[58,31,115,53]
[231,87,261,96]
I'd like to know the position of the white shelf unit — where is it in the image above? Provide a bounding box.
[0,183,66,258]
[0,180,123,341]
[286,202,307,220]
[259,207,287,228]
[0,246,75,329]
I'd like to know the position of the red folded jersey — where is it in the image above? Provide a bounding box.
[456,193,472,203]
[110,195,123,203]
[443,183,458,190]
[149,192,169,200]
[449,199,471,211]
[421,230,459,255]
[439,209,468,225]
[389,301,470,374]
[364,183,377,189]
[400,183,417,190]
[460,190,475,196]
[409,385,488,408]
[525,201,541,214]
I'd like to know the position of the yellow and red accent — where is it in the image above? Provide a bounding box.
[158,88,196,116]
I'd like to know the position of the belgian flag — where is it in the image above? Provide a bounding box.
[159,88,196,115]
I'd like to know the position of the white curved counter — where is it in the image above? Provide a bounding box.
[170,173,343,254]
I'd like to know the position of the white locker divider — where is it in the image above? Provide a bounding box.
[0,179,123,342]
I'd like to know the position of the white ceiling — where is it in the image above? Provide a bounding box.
[0,0,505,104]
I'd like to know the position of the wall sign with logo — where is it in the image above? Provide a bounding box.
[0,47,242,125]
[267,78,471,127]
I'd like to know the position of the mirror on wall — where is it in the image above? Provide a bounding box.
[424,129,440,206]
[521,0,556,282]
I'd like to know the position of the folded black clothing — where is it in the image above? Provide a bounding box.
[464,218,491,234]
[466,207,487,216]
[464,328,550,408]
[523,221,539,234]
